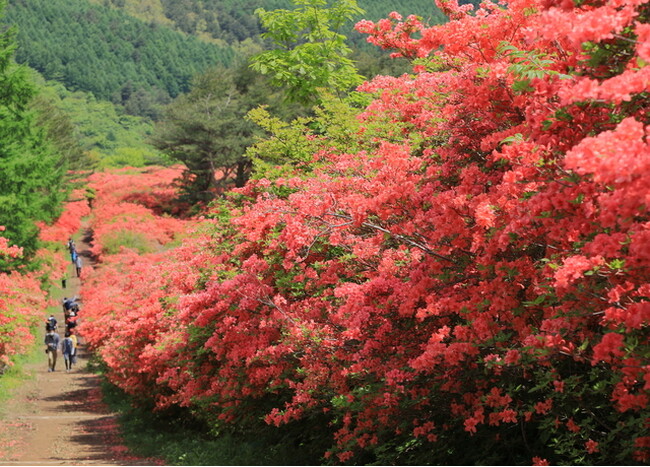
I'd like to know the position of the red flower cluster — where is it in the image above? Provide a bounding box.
[0,228,48,368]
[37,200,91,245]
[84,167,188,260]
[77,0,648,463]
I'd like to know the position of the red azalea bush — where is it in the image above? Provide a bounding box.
[84,167,188,260]
[0,228,48,370]
[37,200,91,245]
[86,166,185,216]
[78,0,649,464]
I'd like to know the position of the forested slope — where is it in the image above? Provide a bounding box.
[3,0,235,107]
[0,7,70,266]
[2,0,450,117]
[91,0,447,43]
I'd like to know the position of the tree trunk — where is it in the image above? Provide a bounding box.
[235,159,252,188]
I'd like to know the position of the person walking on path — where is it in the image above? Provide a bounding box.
[62,296,78,316]
[67,238,76,255]
[61,332,75,372]
[75,255,82,278]
[69,330,78,367]
[44,328,60,372]
[45,314,57,332]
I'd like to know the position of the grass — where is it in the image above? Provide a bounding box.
[102,230,156,255]
[0,338,43,418]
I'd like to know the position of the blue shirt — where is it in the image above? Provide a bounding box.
[62,337,74,355]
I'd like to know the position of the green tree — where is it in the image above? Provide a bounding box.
[30,88,92,174]
[0,1,66,269]
[251,0,365,105]
[151,67,258,204]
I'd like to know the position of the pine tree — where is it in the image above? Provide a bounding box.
[151,67,257,204]
[0,0,66,270]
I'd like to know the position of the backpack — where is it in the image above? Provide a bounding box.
[62,337,74,354]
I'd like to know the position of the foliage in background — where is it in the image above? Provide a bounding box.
[38,77,168,169]
[91,0,446,45]
[151,65,276,205]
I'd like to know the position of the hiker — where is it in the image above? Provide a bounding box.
[44,328,60,372]
[71,248,78,264]
[65,312,78,332]
[69,330,78,367]
[62,296,76,316]
[45,314,57,332]
[63,296,77,310]
[75,255,82,278]
[61,332,75,372]
[67,238,75,254]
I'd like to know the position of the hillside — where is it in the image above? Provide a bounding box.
[3,0,235,108]
[2,0,445,123]
[90,0,448,44]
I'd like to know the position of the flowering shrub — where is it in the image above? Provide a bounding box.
[84,167,188,260]
[0,228,47,370]
[37,200,91,245]
[79,0,649,464]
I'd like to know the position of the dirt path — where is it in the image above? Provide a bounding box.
[0,228,158,466]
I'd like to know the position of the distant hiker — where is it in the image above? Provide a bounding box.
[62,297,74,315]
[71,248,78,264]
[45,314,57,332]
[75,255,83,278]
[67,238,76,254]
[44,329,61,372]
[66,312,78,332]
[69,330,78,366]
[62,332,74,372]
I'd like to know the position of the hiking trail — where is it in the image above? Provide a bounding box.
[0,225,158,466]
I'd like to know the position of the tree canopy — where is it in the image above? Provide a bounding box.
[251,0,366,105]
[151,67,259,204]
[0,1,67,269]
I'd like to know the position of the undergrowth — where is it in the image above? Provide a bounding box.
[99,378,331,466]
